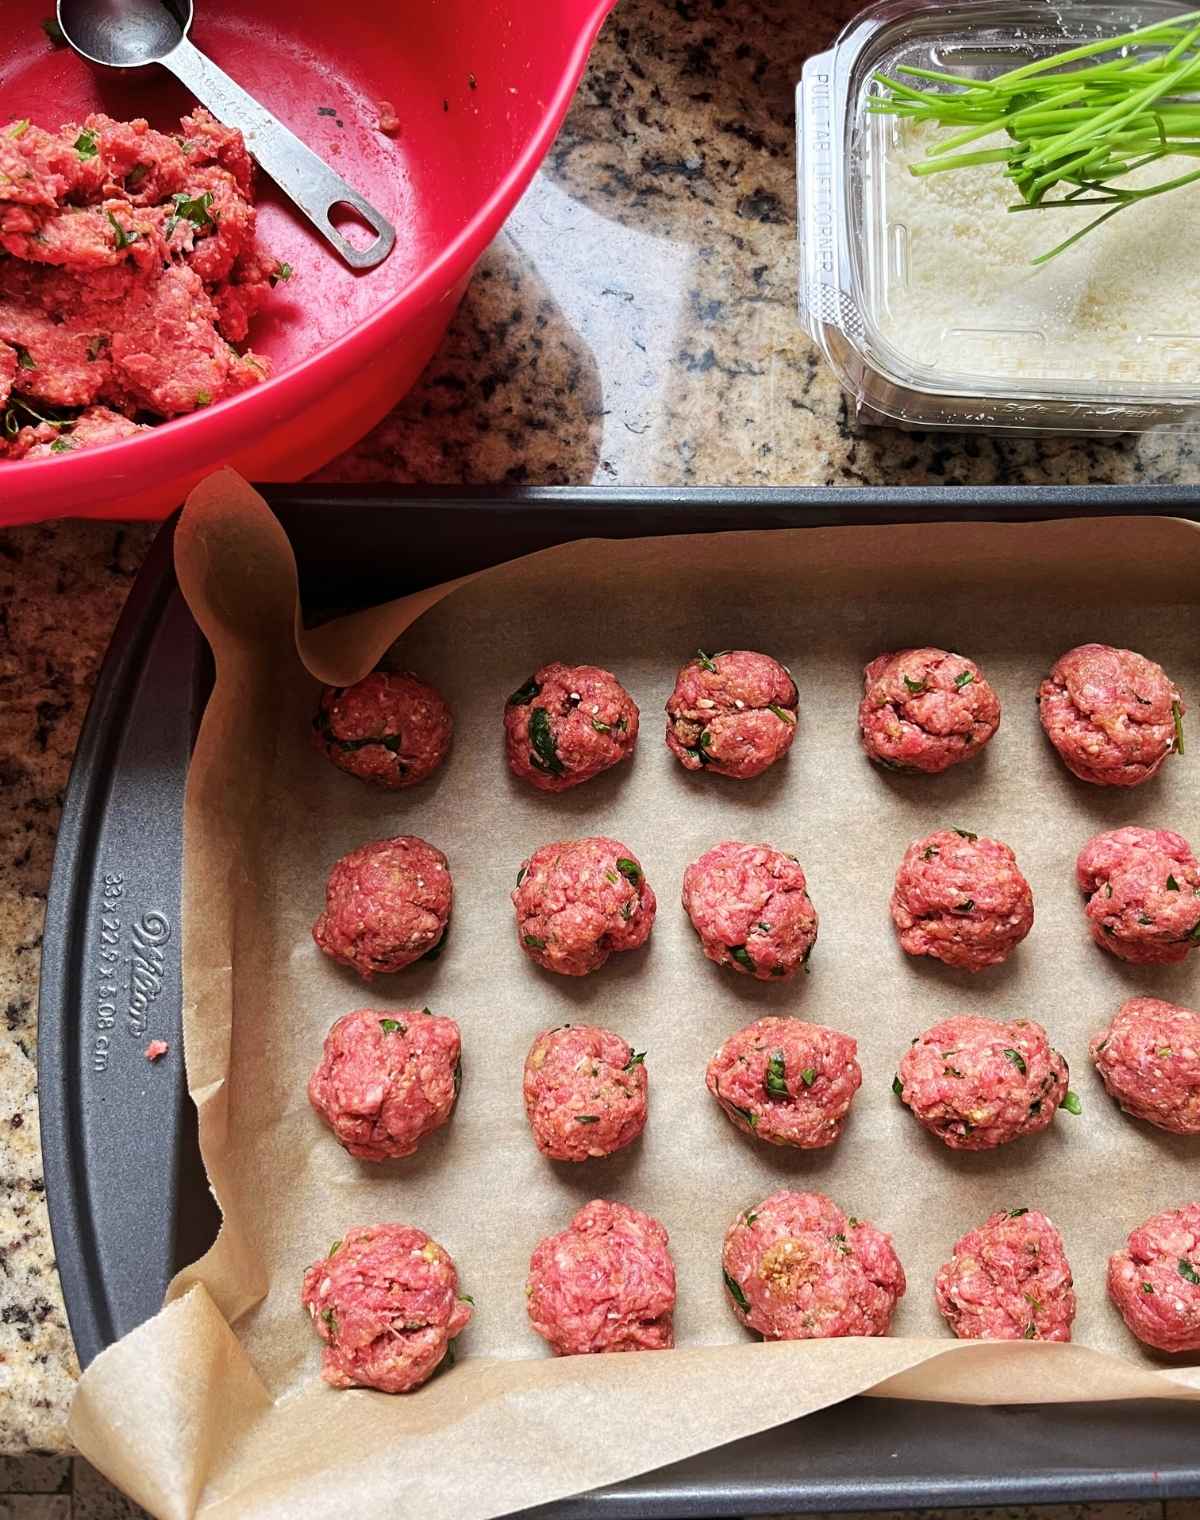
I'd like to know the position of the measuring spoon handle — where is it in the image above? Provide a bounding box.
[163,36,395,270]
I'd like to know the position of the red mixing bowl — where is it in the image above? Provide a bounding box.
[0,0,616,525]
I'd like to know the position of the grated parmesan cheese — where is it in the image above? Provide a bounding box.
[876,121,1200,387]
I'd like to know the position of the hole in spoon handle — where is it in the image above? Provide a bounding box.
[318,194,397,270]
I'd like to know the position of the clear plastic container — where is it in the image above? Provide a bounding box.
[798,0,1200,433]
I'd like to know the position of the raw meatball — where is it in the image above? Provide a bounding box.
[1076,827,1200,965]
[301,1224,472,1392]
[665,649,797,779]
[1038,643,1184,787]
[504,662,638,791]
[308,1008,461,1161]
[890,828,1033,972]
[313,836,452,979]
[896,1014,1071,1150]
[681,841,818,979]
[722,1191,905,1340]
[706,1016,861,1148]
[513,836,655,976]
[1091,997,1200,1134]
[859,648,1000,773]
[527,1200,675,1355]
[935,1208,1076,1342]
[1108,1204,1200,1353]
[523,1024,647,1161]
[313,671,452,789]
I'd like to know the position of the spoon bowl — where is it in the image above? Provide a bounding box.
[58,0,192,68]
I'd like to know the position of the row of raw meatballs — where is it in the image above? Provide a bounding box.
[309,1000,1198,1169]
[312,825,1200,983]
[300,1197,1200,1397]
[312,641,1185,790]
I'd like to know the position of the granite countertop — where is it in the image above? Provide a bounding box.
[4,0,1200,1463]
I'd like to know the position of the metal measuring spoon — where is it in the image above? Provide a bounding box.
[56,0,395,269]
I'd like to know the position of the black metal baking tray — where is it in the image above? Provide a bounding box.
[39,484,1200,1516]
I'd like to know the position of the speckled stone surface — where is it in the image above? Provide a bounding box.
[4,0,1200,1479]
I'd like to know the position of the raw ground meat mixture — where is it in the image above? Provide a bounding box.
[681,840,818,979]
[301,1223,472,1393]
[1108,1203,1200,1353]
[1,109,282,458]
[313,836,452,979]
[705,1016,861,1148]
[308,1008,461,1161]
[935,1208,1076,1342]
[890,828,1034,972]
[523,1024,648,1161]
[1091,997,1200,1134]
[1076,826,1200,965]
[1038,643,1184,787]
[505,662,639,791]
[859,648,1000,773]
[313,672,453,789]
[722,1190,905,1340]
[665,649,797,779]
[512,836,655,976]
[526,1200,676,1355]
[897,1014,1072,1150]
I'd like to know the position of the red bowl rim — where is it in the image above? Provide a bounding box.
[3,0,617,501]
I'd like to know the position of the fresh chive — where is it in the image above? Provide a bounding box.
[328,1239,342,1256]
[13,345,36,370]
[729,1103,758,1127]
[954,670,975,689]
[1142,1282,1155,1294]
[453,1057,462,1097]
[49,436,72,453]
[523,934,546,949]
[765,1051,788,1096]
[1003,1048,1027,1075]
[800,1067,816,1087]
[696,649,718,673]
[1008,1207,1029,1218]
[1023,1323,1037,1340]
[459,1293,474,1305]
[871,19,1200,262]
[1060,1091,1083,1115]
[767,704,796,724]
[744,1210,758,1226]
[616,857,642,885]
[164,189,215,241]
[729,944,754,971]
[516,865,527,887]
[321,1307,337,1334]
[952,828,977,841]
[378,1018,404,1034]
[74,127,98,159]
[1168,874,1181,891]
[903,675,926,694]
[624,1050,646,1070]
[270,261,294,285]
[723,1269,750,1312]
[1179,1258,1200,1285]
[528,707,564,775]
[106,210,138,249]
[954,899,976,914]
[575,1114,599,1124]
[591,716,612,732]
[922,845,939,860]
[1174,700,1185,755]
[507,675,541,706]
[892,1074,904,1096]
